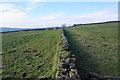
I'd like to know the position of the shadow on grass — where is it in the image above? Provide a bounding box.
[64,30,101,79]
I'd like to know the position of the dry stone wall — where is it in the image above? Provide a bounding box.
[56,28,81,80]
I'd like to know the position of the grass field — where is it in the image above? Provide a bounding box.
[2,22,119,79]
[64,22,118,78]
[2,29,61,78]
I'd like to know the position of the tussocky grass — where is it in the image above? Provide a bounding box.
[2,29,61,78]
[64,22,118,78]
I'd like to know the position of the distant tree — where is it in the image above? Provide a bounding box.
[61,24,66,28]
[73,24,82,27]
[73,24,78,26]
[55,26,58,29]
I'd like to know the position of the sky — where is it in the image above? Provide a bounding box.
[0,1,118,28]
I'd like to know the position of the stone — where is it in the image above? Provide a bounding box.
[70,65,75,69]
[64,53,71,59]
[71,54,75,58]
[61,59,66,62]
[70,69,77,73]
[69,71,75,78]
[61,62,69,68]
[58,70,68,77]
[66,58,70,63]
[58,68,67,73]
[57,76,63,79]
[58,71,62,76]
[65,41,69,44]
[62,51,65,55]
[70,63,75,67]
[69,69,80,79]
[62,42,69,50]
[70,58,76,63]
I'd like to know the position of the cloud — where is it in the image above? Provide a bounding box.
[0,2,38,12]
[0,3,42,28]
[0,3,28,24]
[40,14,64,20]
[22,7,34,10]
[25,2,42,10]
[0,3,16,12]
[38,8,118,27]
[0,3,118,28]
[32,0,46,2]
[75,8,118,23]
[1,11,27,23]
[0,0,119,2]
[0,0,47,2]
[0,2,41,25]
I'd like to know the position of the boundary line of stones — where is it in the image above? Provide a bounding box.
[56,28,81,80]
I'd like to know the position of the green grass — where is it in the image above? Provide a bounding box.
[64,22,118,78]
[2,22,119,79]
[2,29,61,78]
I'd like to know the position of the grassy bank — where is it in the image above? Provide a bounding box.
[64,22,118,78]
[2,29,61,78]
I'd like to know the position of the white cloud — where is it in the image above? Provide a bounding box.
[0,3,37,12]
[0,3,15,11]
[0,2,41,26]
[0,3,28,24]
[0,0,47,2]
[1,11,27,23]
[32,0,46,2]
[40,14,64,20]
[25,2,42,10]
[75,8,118,23]
[0,3,118,28]
[0,0,119,2]
[22,7,34,10]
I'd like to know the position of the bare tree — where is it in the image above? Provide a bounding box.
[61,24,66,28]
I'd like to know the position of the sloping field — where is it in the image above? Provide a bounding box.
[64,22,118,78]
[2,29,61,78]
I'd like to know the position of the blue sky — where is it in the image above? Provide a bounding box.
[21,2,117,17]
[0,2,118,28]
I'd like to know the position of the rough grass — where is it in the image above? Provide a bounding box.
[64,22,118,78]
[2,29,61,78]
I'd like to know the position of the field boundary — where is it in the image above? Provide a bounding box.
[56,28,81,79]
